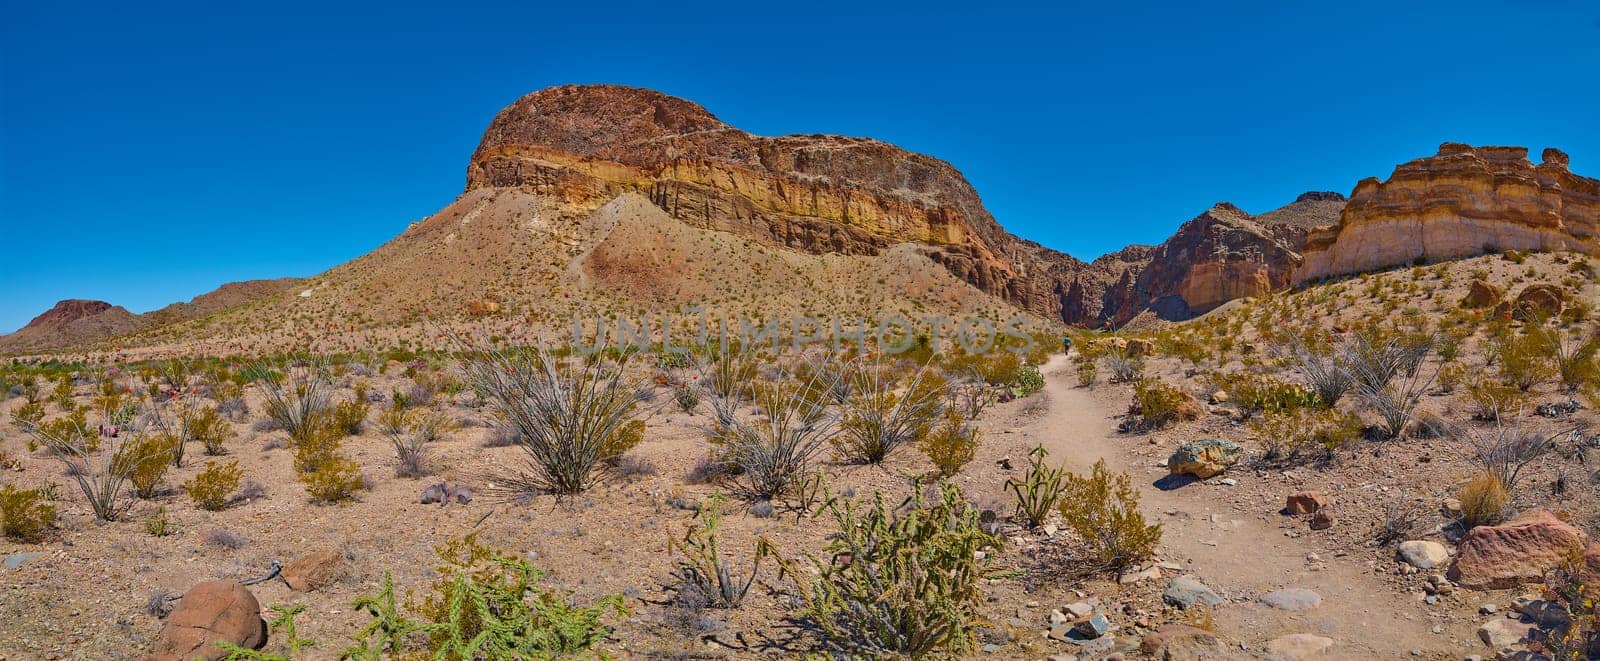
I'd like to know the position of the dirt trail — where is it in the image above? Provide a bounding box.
[1025,354,1468,659]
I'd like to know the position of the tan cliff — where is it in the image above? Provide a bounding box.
[1295,143,1600,283]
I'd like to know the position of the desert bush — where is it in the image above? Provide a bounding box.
[185,406,231,456]
[1373,500,1421,546]
[247,357,333,441]
[49,374,73,409]
[1536,551,1600,660]
[342,533,627,659]
[1205,372,1318,417]
[460,348,643,496]
[1458,471,1510,528]
[1059,459,1161,571]
[1249,407,1364,461]
[1075,359,1097,387]
[705,357,841,499]
[1351,357,1435,440]
[1128,378,1200,430]
[767,481,999,657]
[143,506,173,537]
[971,350,1022,386]
[383,411,434,478]
[1463,421,1561,492]
[672,383,699,414]
[1010,363,1044,397]
[836,360,940,464]
[945,375,998,419]
[1004,446,1068,528]
[328,398,369,436]
[301,457,365,504]
[12,400,45,430]
[1102,351,1144,384]
[1529,323,1600,394]
[698,350,756,424]
[669,497,762,609]
[1466,376,1527,421]
[19,407,164,521]
[920,412,979,477]
[1498,329,1556,391]
[126,433,180,498]
[184,460,242,511]
[293,419,344,474]
[0,485,56,542]
[1280,336,1353,407]
[1338,329,1431,394]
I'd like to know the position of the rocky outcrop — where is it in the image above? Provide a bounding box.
[146,581,267,660]
[1296,143,1600,283]
[1450,508,1600,589]
[462,85,1339,328]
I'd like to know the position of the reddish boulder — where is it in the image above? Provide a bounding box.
[146,581,266,660]
[1450,509,1600,589]
[1284,491,1329,515]
[1510,284,1565,321]
[281,549,348,592]
[1139,623,1232,660]
[1459,279,1502,309]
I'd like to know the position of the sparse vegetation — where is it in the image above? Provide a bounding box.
[0,485,57,542]
[919,411,979,477]
[1058,458,1161,571]
[1004,446,1068,528]
[185,460,243,511]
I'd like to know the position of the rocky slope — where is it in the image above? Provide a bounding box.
[0,300,145,354]
[1296,143,1600,282]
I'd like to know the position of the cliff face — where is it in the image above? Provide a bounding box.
[1296,143,1600,283]
[464,84,1338,327]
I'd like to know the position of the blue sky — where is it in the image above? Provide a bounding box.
[3,1,1598,333]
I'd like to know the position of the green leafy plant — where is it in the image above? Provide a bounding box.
[1010,363,1044,397]
[218,604,316,660]
[0,484,57,542]
[1129,378,1201,430]
[1004,446,1068,528]
[919,412,979,477]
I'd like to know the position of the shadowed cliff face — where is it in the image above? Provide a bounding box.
[464,84,1339,327]
[1296,143,1600,283]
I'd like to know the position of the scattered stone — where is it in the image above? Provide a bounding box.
[1163,575,1223,609]
[1118,565,1161,585]
[419,482,472,505]
[1284,491,1328,515]
[1264,633,1334,659]
[1397,540,1450,570]
[1062,602,1095,619]
[1260,588,1321,611]
[1476,617,1535,650]
[3,552,41,570]
[148,581,267,660]
[1167,439,1243,479]
[1535,400,1582,417]
[1139,623,1225,658]
[1479,603,1497,615]
[1209,390,1229,404]
[1310,510,1335,530]
[1073,613,1110,639]
[981,643,1001,654]
[281,549,348,592]
[1218,478,1238,486]
[1450,508,1600,589]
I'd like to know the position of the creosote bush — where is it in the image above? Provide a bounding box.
[1249,408,1363,462]
[126,433,180,498]
[0,485,57,542]
[1059,458,1161,571]
[1128,378,1200,430]
[767,481,1002,657]
[185,460,242,511]
[920,411,979,477]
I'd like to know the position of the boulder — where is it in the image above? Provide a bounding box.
[1460,279,1503,309]
[1162,575,1223,609]
[1309,509,1335,530]
[1397,540,1450,570]
[1264,633,1334,659]
[1450,508,1600,589]
[1284,491,1328,515]
[281,549,348,592]
[1510,284,1565,321]
[1126,338,1155,358]
[1167,439,1243,479]
[147,581,267,660]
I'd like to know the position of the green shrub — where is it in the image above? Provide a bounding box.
[187,405,232,456]
[669,497,762,608]
[1129,378,1200,430]
[1010,363,1044,397]
[328,399,369,437]
[1204,372,1318,416]
[0,485,56,542]
[126,433,180,498]
[1004,446,1068,528]
[144,506,173,537]
[1075,359,1097,387]
[1059,459,1161,571]
[768,482,1001,657]
[342,533,628,659]
[301,457,364,504]
[185,460,242,511]
[1248,408,1364,461]
[920,412,979,478]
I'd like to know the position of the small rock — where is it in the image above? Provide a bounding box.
[1260,588,1321,611]
[1163,576,1223,610]
[1310,510,1334,530]
[1218,478,1238,486]
[1479,603,1497,615]
[1284,491,1328,515]
[1063,601,1094,618]
[1118,565,1161,585]
[3,552,41,570]
[1477,617,1535,649]
[1074,613,1110,639]
[1265,633,1334,659]
[1397,540,1450,570]
[281,549,348,593]
[1139,623,1225,658]
[1167,439,1243,479]
[981,643,1001,654]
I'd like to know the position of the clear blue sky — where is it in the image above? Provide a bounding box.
[3,1,1598,333]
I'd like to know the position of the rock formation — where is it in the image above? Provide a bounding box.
[1296,143,1600,283]
[0,300,144,355]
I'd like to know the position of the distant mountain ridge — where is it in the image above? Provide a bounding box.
[5,85,1597,356]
